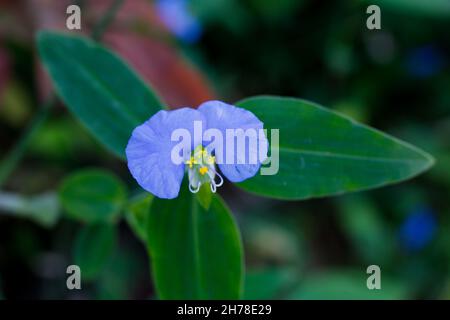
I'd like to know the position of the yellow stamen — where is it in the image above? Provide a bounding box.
[206,155,215,165]
[185,156,198,168]
[194,147,208,159]
[199,166,208,175]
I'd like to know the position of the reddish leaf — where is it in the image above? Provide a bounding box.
[31,0,215,107]
[104,32,215,108]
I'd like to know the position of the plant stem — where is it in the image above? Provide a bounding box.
[0,0,125,188]
[0,97,54,187]
[91,0,124,42]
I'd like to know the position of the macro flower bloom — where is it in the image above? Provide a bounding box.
[126,101,268,199]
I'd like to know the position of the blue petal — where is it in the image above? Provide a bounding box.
[155,0,203,43]
[126,108,205,199]
[198,100,268,182]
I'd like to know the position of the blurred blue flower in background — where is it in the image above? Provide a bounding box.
[405,45,446,78]
[399,206,437,251]
[155,0,202,43]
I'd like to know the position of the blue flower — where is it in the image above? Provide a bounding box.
[405,45,445,78]
[399,206,437,251]
[126,101,268,199]
[155,0,202,44]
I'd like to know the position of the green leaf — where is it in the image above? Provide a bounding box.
[124,193,153,243]
[336,195,394,265]
[73,223,117,281]
[147,185,243,299]
[37,32,163,158]
[96,245,144,300]
[244,268,298,300]
[196,183,213,210]
[0,192,60,227]
[59,169,127,224]
[288,269,409,300]
[236,96,434,200]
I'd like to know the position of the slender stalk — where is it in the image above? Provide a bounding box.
[0,97,54,187]
[74,0,85,8]
[91,0,124,42]
[0,0,125,188]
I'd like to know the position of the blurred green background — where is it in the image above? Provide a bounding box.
[0,0,449,299]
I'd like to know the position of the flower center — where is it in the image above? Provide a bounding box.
[185,145,223,193]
